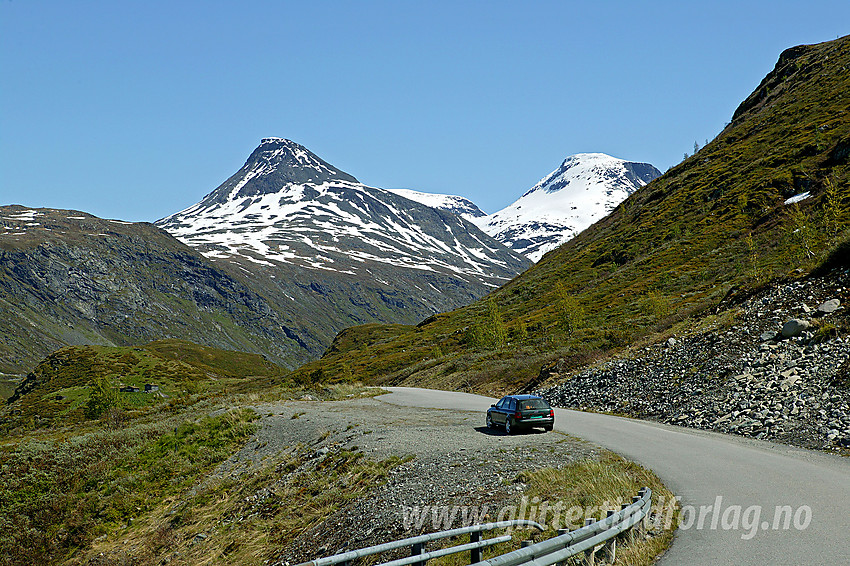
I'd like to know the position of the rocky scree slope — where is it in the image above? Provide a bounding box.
[0,206,308,374]
[538,267,850,451]
[473,153,661,261]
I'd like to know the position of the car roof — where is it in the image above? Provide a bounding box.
[505,394,544,400]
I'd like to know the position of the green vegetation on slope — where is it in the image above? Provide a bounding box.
[1,339,677,565]
[292,36,850,394]
[0,407,259,566]
[91,448,412,565]
[3,339,285,432]
[0,336,385,565]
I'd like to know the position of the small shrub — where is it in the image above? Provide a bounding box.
[84,377,119,420]
[810,322,837,344]
[556,283,585,336]
[643,291,670,320]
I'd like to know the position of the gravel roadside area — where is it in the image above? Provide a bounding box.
[214,393,600,564]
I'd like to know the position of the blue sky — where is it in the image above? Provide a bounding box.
[2,1,848,221]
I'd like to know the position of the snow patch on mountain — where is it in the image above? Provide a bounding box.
[473,153,661,262]
[386,188,486,222]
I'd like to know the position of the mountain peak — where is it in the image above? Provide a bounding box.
[561,152,612,165]
[474,153,661,261]
[525,153,659,198]
[198,138,359,207]
[157,139,529,285]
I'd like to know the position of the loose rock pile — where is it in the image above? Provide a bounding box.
[538,268,850,451]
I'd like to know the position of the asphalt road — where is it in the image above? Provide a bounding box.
[381,387,850,565]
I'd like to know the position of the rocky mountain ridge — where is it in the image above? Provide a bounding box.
[384,188,486,222]
[0,206,307,373]
[0,140,535,375]
[0,203,526,375]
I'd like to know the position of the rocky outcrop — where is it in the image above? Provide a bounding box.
[537,268,850,451]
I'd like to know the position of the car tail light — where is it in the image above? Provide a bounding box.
[514,411,522,419]
[550,409,555,418]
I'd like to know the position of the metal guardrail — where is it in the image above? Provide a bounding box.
[472,488,652,566]
[297,488,651,566]
[294,520,544,566]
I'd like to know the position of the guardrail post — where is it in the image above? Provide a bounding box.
[603,510,617,563]
[639,487,651,531]
[470,531,481,563]
[411,542,426,566]
[583,518,596,566]
[521,540,533,548]
[632,495,645,539]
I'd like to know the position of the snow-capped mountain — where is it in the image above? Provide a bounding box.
[157,137,529,289]
[473,153,661,261]
[386,188,486,222]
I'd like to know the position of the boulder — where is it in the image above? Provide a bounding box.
[817,299,841,314]
[781,319,810,338]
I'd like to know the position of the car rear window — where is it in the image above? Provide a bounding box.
[519,399,550,410]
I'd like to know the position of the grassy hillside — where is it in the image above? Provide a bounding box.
[3,339,284,432]
[0,332,392,566]
[292,35,850,395]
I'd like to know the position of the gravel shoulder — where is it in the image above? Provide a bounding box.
[216,393,600,563]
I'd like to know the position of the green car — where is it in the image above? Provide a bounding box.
[486,394,554,434]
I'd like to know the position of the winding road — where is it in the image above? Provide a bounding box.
[380,387,850,565]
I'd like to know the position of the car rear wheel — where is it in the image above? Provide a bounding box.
[544,425,553,432]
[486,413,495,429]
[505,417,514,435]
